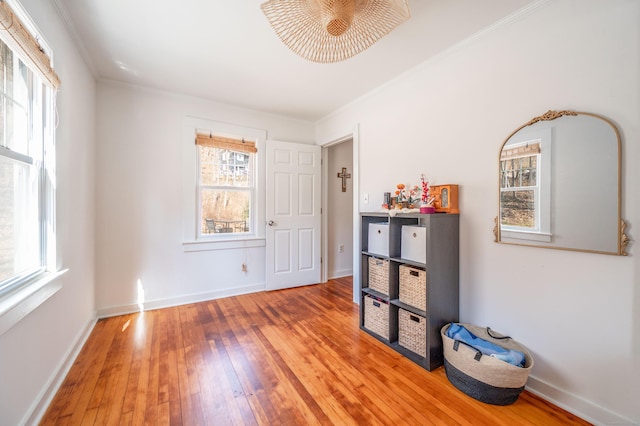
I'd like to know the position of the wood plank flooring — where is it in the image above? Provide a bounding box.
[41,277,590,425]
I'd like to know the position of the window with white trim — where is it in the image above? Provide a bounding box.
[500,141,540,229]
[196,133,256,237]
[499,129,552,243]
[0,2,58,296]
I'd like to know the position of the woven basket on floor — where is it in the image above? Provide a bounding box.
[441,323,534,405]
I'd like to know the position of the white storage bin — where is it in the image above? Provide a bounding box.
[368,223,389,256]
[401,225,427,263]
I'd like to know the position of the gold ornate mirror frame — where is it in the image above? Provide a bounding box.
[494,110,629,256]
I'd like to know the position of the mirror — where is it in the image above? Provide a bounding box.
[494,110,629,255]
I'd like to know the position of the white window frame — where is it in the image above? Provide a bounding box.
[0,43,46,296]
[196,142,255,239]
[500,128,552,243]
[0,0,62,336]
[182,117,266,252]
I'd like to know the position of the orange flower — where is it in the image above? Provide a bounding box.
[397,183,405,190]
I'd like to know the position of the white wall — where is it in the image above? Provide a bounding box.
[95,82,315,314]
[0,1,97,425]
[327,140,354,279]
[316,0,639,424]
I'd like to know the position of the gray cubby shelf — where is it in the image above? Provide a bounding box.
[360,212,459,371]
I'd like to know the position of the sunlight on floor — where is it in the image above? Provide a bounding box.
[137,278,145,312]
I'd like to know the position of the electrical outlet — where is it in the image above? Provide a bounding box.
[338,244,344,253]
[242,263,247,272]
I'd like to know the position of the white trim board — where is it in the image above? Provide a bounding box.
[526,375,635,426]
[25,317,97,426]
[97,283,265,319]
[328,269,353,280]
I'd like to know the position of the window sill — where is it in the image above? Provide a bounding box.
[183,237,265,252]
[501,229,552,243]
[0,269,67,336]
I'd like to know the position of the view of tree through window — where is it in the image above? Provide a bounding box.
[500,154,537,228]
[199,145,253,234]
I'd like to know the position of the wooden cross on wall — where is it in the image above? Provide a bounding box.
[337,167,351,192]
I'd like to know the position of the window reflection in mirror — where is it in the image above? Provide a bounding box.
[500,143,538,228]
[500,128,551,243]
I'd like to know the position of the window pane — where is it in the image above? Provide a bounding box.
[521,166,537,187]
[4,96,28,154]
[500,155,537,188]
[201,189,250,234]
[199,146,252,187]
[0,42,30,155]
[0,156,41,284]
[501,190,535,228]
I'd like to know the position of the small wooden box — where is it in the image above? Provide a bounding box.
[431,184,459,214]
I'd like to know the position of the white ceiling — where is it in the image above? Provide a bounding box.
[54,0,535,122]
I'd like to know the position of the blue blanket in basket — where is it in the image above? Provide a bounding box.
[446,323,526,367]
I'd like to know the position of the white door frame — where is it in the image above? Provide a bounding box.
[320,125,360,303]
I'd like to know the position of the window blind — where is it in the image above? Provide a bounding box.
[500,142,540,161]
[195,133,257,154]
[0,0,60,88]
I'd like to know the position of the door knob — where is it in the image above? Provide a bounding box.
[267,220,275,226]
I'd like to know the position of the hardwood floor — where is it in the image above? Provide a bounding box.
[41,277,590,425]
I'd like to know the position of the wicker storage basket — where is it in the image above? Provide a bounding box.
[368,256,389,296]
[363,294,389,340]
[398,308,426,357]
[441,323,534,405]
[399,265,426,311]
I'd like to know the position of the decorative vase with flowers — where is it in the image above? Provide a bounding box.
[395,183,407,209]
[420,174,436,214]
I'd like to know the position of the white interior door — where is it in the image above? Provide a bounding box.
[266,140,321,290]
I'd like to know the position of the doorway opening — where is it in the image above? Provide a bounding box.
[321,127,360,303]
[326,139,353,280]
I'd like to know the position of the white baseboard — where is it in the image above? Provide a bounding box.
[96,283,265,319]
[24,315,97,426]
[328,269,353,280]
[526,375,636,426]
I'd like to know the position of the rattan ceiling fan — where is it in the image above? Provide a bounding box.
[261,0,411,63]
